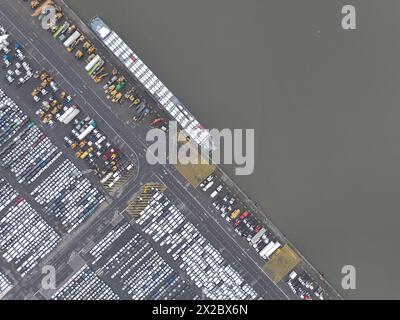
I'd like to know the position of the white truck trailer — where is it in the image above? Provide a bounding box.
[77,120,96,140]
[251,228,266,245]
[85,54,101,72]
[63,30,81,48]
[262,242,281,259]
[58,105,80,124]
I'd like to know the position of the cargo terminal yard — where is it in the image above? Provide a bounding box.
[0,0,342,300]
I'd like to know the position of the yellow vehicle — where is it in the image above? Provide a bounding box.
[83,41,92,50]
[80,140,87,148]
[40,71,50,82]
[42,102,51,112]
[75,151,82,158]
[230,209,241,220]
[75,50,84,60]
[87,46,96,54]
[80,151,89,160]
[70,142,78,150]
[40,80,49,89]
[106,84,115,94]
[37,110,45,118]
[112,92,122,103]
[94,73,108,83]
[55,7,64,21]
[42,114,52,124]
[30,0,40,10]
[124,87,134,99]
[51,107,58,115]
[83,41,96,54]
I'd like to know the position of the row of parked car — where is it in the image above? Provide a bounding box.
[89,221,197,300]
[52,265,119,300]
[0,178,18,212]
[31,159,105,234]
[0,26,34,87]
[201,173,330,300]
[0,93,63,185]
[0,92,28,147]
[287,270,326,300]
[136,191,259,300]
[0,271,12,298]
[0,192,61,277]
[201,174,281,260]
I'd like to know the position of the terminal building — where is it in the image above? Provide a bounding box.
[90,17,214,151]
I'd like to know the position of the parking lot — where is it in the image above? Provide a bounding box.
[135,190,260,300]
[199,172,328,300]
[52,265,119,300]
[31,159,105,233]
[0,271,12,299]
[1,24,138,196]
[50,220,201,300]
[0,178,61,278]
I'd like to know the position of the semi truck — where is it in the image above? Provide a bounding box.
[230,209,240,220]
[53,22,69,38]
[251,228,266,245]
[259,241,281,259]
[85,55,102,72]
[62,107,80,125]
[77,120,96,140]
[259,241,276,259]
[58,105,79,123]
[63,30,81,48]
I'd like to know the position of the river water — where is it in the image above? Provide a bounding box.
[65,0,400,299]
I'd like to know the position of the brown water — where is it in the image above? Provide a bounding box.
[65,0,400,299]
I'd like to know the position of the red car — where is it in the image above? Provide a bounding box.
[15,195,24,205]
[102,148,115,161]
[240,211,250,220]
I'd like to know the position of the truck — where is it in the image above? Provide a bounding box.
[230,209,240,220]
[53,22,69,39]
[62,107,80,125]
[58,106,75,123]
[210,190,218,199]
[63,30,81,48]
[259,241,281,259]
[240,211,250,220]
[100,172,113,184]
[77,120,96,140]
[103,75,118,90]
[251,228,266,245]
[259,241,276,259]
[263,242,281,259]
[85,55,102,72]
[203,181,214,192]
[133,107,150,122]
